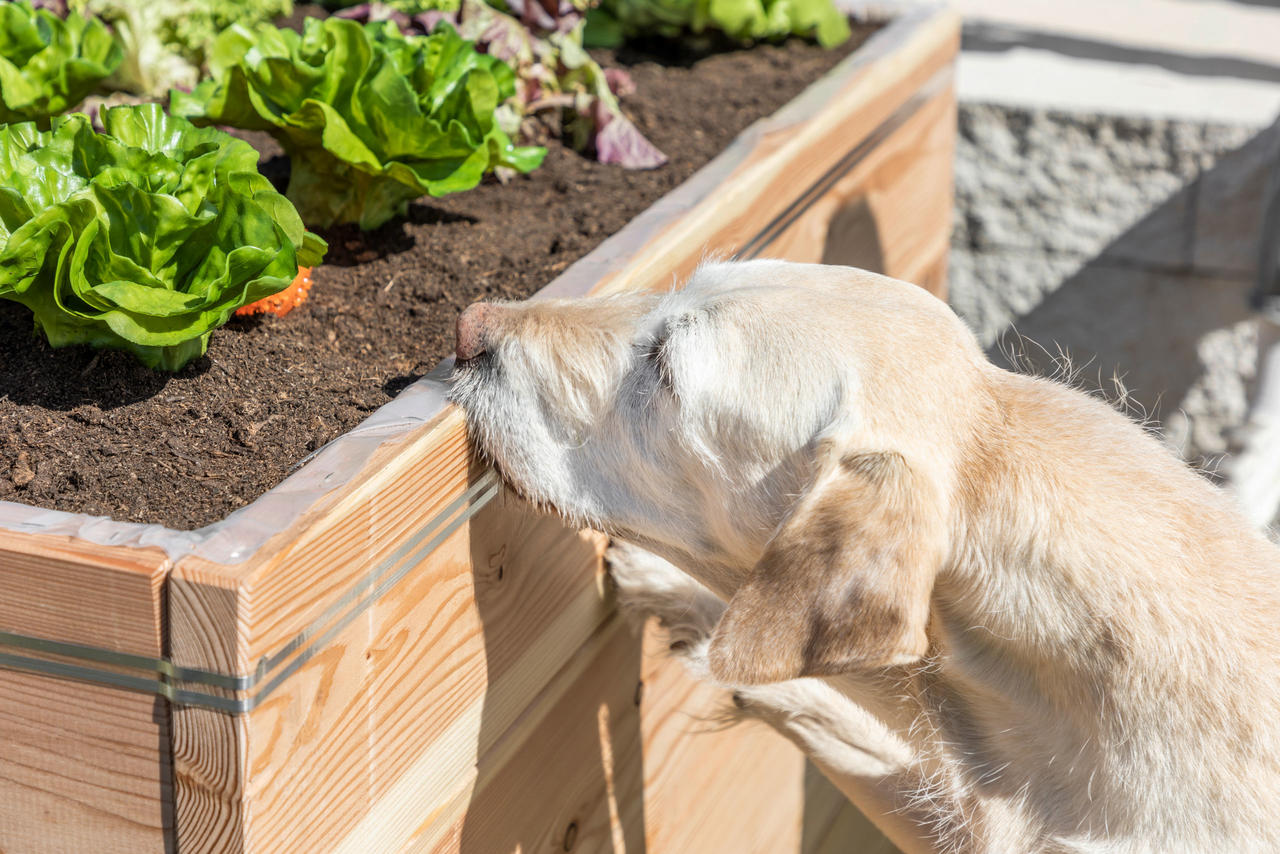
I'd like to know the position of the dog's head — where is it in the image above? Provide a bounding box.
[449,260,991,683]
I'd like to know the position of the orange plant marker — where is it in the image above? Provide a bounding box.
[235,267,314,318]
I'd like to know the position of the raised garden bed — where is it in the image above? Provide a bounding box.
[0,34,874,530]
[0,6,958,853]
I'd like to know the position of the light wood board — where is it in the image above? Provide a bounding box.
[0,532,172,853]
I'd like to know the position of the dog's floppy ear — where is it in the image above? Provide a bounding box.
[708,450,946,684]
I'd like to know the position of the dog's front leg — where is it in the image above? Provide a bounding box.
[606,542,962,854]
[732,677,971,854]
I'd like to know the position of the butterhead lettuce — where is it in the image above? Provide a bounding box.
[339,0,667,169]
[69,0,293,97]
[0,0,123,125]
[171,17,547,230]
[0,105,326,371]
[585,0,850,48]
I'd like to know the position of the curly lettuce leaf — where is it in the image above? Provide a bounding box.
[172,17,547,230]
[584,0,850,47]
[61,0,293,97]
[0,0,122,125]
[0,105,326,371]
[341,0,665,168]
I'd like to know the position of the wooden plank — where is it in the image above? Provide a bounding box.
[170,570,249,854]
[636,622,897,853]
[799,760,902,854]
[0,530,168,654]
[0,532,171,854]
[764,85,957,298]
[0,670,171,854]
[591,9,960,299]
[405,617,647,854]
[805,795,903,854]
[239,508,608,852]
[170,461,611,851]
[396,617,899,854]
[167,409,469,851]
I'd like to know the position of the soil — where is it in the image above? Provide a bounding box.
[0,28,876,530]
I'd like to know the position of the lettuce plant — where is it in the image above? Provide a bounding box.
[70,0,293,97]
[0,105,326,371]
[0,0,122,125]
[585,0,850,48]
[341,0,666,168]
[172,17,547,230]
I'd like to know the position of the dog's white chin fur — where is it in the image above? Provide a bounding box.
[449,260,1280,854]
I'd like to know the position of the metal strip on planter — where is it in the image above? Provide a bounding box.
[0,471,500,713]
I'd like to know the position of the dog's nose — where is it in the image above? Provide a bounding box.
[456,302,502,361]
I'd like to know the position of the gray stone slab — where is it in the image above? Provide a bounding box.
[1192,119,1280,277]
[990,262,1259,460]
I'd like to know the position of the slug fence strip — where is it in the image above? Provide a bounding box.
[0,471,500,714]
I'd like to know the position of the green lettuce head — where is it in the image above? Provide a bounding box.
[0,0,123,125]
[585,0,850,47]
[171,17,547,230]
[0,105,327,371]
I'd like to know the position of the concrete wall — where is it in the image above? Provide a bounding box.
[948,104,1280,485]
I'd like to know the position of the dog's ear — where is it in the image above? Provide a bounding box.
[708,451,945,684]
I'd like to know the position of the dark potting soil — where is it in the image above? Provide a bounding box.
[0,29,876,529]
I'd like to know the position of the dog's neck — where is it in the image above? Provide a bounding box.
[916,368,1280,846]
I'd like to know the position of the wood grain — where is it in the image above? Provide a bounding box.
[0,530,168,654]
[0,670,172,854]
[764,85,957,296]
[169,457,613,851]
[590,9,960,301]
[382,617,900,854]
[0,533,172,853]
[169,573,248,854]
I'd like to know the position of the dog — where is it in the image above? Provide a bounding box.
[447,259,1280,854]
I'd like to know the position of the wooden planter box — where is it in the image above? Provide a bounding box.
[0,8,957,853]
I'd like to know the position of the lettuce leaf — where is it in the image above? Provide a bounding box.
[171,17,547,230]
[29,0,295,98]
[0,0,122,125]
[340,0,666,169]
[584,0,850,47]
[0,105,326,371]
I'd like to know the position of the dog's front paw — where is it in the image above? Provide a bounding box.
[605,540,726,665]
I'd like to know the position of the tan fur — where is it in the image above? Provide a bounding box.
[448,260,1280,854]
[710,450,945,682]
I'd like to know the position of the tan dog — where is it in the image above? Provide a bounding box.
[447,260,1280,854]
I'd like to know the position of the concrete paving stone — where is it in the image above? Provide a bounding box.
[948,247,1086,345]
[987,262,1260,459]
[1191,118,1280,276]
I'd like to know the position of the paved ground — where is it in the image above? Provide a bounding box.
[948,105,1272,476]
[879,0,1280,525]
[951,0,1280,125]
